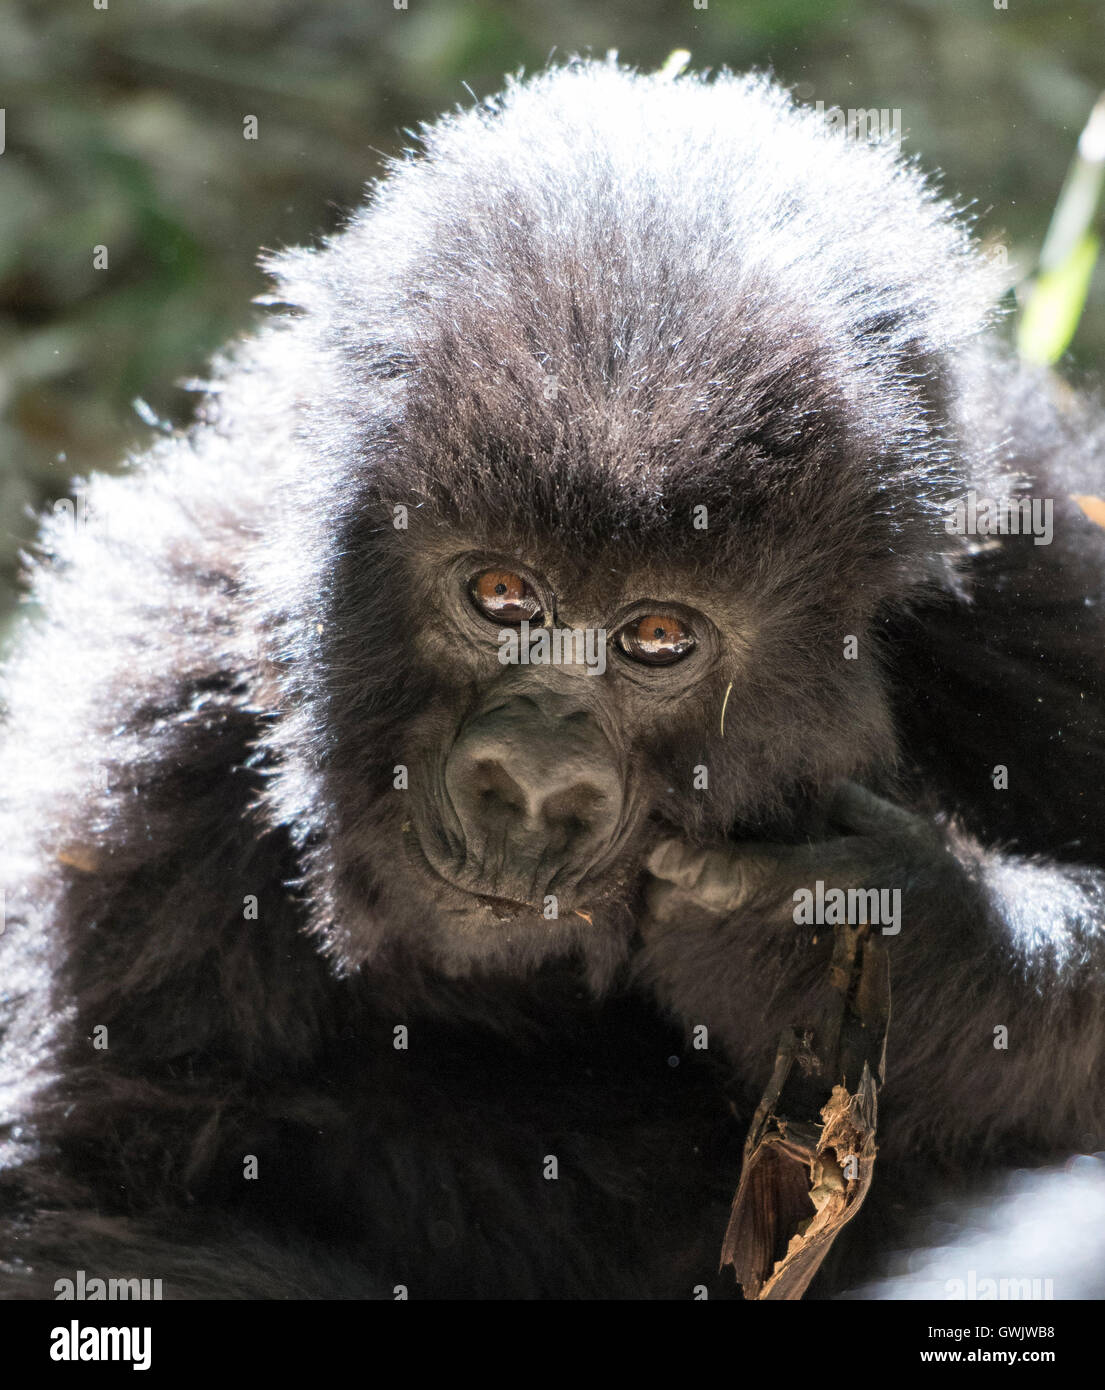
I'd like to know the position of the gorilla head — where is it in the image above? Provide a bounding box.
[235,60,998,978]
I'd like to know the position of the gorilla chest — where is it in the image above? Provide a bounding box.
[284,1001,745,1296]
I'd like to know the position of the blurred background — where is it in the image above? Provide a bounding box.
[1,0,1103,638]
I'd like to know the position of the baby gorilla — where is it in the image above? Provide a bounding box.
[2,59,1105,1300]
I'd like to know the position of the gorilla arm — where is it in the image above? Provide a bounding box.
[635,783,1105,1293]
[635,782,1105,1164]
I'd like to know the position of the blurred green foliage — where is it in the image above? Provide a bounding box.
[1017,95,1105,364]
[0,0,1103,635]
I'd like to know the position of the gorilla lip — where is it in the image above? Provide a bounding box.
[407,809,594,922]
[475,893,595,924]
[407,833,548,919]
[429,857,590,923]
[474,892,536,919]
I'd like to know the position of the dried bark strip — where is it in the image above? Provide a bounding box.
[720,919,890,1299]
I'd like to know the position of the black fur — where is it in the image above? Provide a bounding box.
[2,60,1105,1299]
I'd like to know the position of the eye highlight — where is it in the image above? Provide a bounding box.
[469,569,543,624]
[616,614,695,666]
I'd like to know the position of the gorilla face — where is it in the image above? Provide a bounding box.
[405,550,718,926]
[295,500,901,976]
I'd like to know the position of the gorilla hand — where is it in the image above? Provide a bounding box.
[643,782,948,931]
[635,783,974,1085]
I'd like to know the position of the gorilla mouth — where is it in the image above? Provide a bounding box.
[436,863,593,924]
[474,892,595,925]
[406,818,601,924]
[408,834,547,918]
[474,892,534,919]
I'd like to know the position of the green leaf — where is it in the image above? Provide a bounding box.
[1017,232,1100,366]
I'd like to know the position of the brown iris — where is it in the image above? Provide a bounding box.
[617,613,695,665]
[469,569,543,624]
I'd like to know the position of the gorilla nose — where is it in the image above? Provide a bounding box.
[462,756,613,835]
[445,694,623,890]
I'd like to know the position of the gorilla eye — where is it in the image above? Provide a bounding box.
[617,614,695,666]
[469,569,543,624]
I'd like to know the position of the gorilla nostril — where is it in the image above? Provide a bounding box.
[472,761,525,815]
[561,709,593,726]
[541,786,606,837]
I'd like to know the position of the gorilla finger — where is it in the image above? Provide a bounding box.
[643,877,693,925]
[646,839,762,911]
